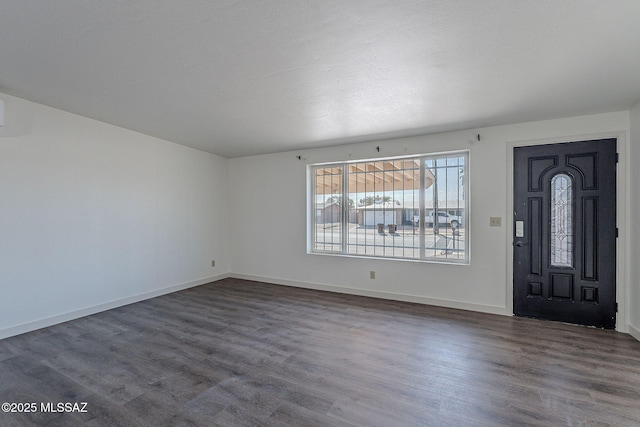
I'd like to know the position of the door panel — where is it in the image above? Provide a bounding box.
[513,139,616,328]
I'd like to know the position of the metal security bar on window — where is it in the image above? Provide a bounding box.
[424,156,466,261]
[310,151,469,264]
[313,166,343,253]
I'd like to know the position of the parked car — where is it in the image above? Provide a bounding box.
[425,211,462,228]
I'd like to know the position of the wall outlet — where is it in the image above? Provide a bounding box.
[211,260,216,267]
[489,217,502,227]
[370,270,376,279]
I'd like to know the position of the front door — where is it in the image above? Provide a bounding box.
[513,139,617,328]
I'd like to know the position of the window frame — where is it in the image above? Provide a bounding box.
[307,150,470,265]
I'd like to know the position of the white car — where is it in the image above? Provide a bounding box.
[425,211,462,228]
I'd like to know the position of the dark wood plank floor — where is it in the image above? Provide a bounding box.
[1,278,640,426]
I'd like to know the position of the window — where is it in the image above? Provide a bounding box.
[309,151,469,264]
[550,173,573,267]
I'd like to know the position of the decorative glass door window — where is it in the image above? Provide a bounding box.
[550,173,573,267]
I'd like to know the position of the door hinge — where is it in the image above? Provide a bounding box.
[616,153,619,163]
[616,228,619,238]
[615,302,618,312]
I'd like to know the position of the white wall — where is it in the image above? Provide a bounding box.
[229,112,631,327]
[629,101,640,340]
[1,91,635,339]
[0,93,230,338]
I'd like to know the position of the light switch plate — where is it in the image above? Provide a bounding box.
[490,217,502,227]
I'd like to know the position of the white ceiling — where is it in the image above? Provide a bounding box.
[1,1,640,158]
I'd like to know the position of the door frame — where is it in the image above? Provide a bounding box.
[506,131,629,332]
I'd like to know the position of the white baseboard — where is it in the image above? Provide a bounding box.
[0,273,230,340]
[628,324,640,342]
[4,271,632,341]
[230,273,508,316]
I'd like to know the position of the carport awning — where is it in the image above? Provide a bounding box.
[315,159,435,195]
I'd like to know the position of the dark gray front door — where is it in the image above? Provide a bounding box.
[513,139,617,328]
